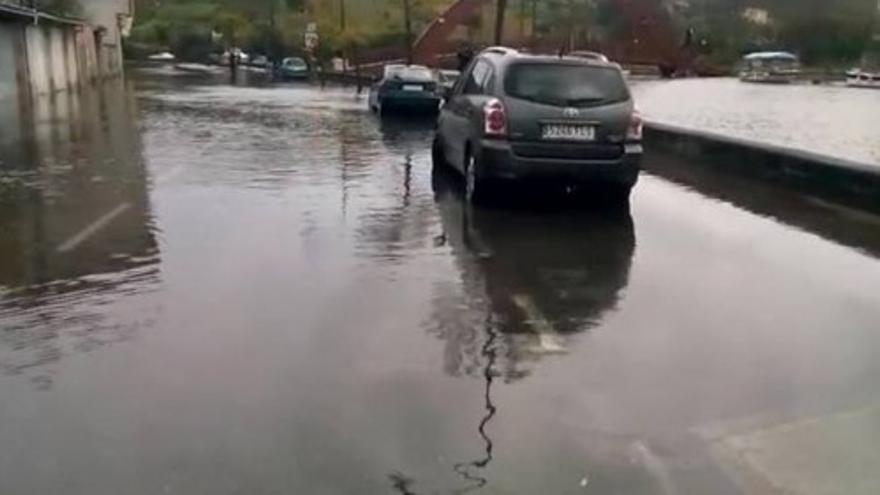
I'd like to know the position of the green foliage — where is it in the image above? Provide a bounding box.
[128,0,880,66]
[34,0,82,17]
[679,0,878,65]
[766,0,875,64]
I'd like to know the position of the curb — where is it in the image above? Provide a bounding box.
[644,122,880,213]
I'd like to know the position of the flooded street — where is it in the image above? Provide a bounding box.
[2,74,880,494]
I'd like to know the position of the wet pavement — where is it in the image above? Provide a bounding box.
[1,74,880,494]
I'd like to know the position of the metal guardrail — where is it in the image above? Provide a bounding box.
[0,0,39,11]
[0,1,36,18]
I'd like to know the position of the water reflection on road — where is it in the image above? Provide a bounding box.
[0,83,159,389]
[428,169,634,381]
[1,76,880,494]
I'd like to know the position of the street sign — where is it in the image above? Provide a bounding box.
[304,22,319,52]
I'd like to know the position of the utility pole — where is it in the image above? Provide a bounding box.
[402,0,413,64]
[531,0,537,45]
[268,0,277,67]
[519,0,525,39]
[494,0,508,45]
[340,0,346,30]
[567,0,574,52]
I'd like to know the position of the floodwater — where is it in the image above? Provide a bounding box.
[1,73,880,494]
[632,78,880,167]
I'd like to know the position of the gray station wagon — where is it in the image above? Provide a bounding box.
[432,47,643,203]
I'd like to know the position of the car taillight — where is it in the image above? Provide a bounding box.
[483,99,507,137]
[627,110,644,141]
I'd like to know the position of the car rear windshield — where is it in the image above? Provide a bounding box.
[387,66,434,82]
[504,63,630,107]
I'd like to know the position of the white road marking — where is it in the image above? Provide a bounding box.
[511,294,566,354]
[631,441,677,495]
[56,203,131,253]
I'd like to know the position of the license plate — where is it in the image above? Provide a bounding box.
[542,124,595,141]
[402,84,423,91]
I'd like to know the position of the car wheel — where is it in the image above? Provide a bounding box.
[431,135,447,170]
[465,152,489,205]
[431,162,455,198]
[602,183,634,206]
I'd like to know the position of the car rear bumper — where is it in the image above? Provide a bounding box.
[381,92,441,110]
[281,70,309,79]
[477,139,642,187]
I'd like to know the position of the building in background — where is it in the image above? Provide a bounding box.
[79,0,135,78]
[0,0,134,106]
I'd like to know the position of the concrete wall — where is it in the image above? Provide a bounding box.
[0,20,25,147]
[22,23,77,95]
[81,0,133,78]
[63,28,79,89]
[75,25,99,83]
[0,0,132,109]
[0,20,19,101]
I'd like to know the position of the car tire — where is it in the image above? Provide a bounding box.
[464,150,490,205]
[431,162,455,198]
[431,135,448,170]
[604,183,634,205]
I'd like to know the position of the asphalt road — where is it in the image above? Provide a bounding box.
[1,74,880,494]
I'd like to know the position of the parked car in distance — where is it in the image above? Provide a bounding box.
[369,65,441,116]
[433,47,642,204]
[279,57,309,80]
[147,51,176,62]
[213,49,249,66]
[568,50,610,63]
[738,51,801,84]
[250,55,269,68]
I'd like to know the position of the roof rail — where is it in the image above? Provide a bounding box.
[481,46,518,56]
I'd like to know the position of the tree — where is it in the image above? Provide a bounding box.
[34,0,82,17]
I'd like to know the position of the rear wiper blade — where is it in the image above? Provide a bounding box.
[517,94,568,106]
[566,97,606,106]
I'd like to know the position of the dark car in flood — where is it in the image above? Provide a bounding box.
[368,65,441,116]
[433,47,643,203]
[279,57,309,80]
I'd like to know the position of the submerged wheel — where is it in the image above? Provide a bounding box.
[431,135,447,170]
[465,152,489,205]
[602,183,634,206]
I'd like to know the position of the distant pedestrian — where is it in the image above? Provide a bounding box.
[229,50,238,83]
[684,27,695,48]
